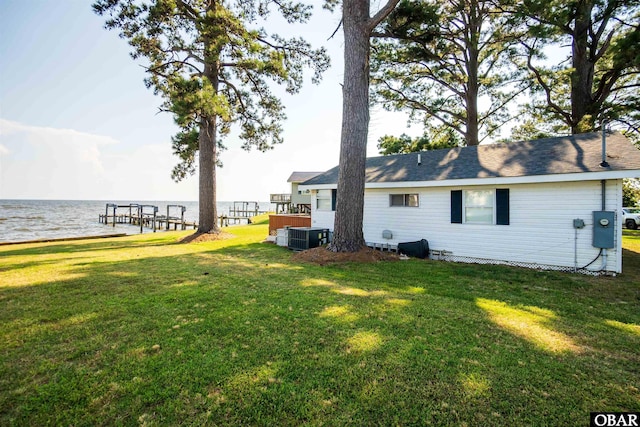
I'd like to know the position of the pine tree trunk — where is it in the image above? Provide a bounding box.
[465,50,480,146]
[328,0,370,253]
[197,114,219,234]
[570,0,595,134]
[197,57,220,234]
[466,88,479,146]
[465,0,480,146]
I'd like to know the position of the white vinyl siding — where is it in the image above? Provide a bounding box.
[309,180,623,273]
[310,190,336,228]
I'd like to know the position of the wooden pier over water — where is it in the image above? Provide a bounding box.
[99,201,269,233]
[99,203,197,233]
[222,201,268,226]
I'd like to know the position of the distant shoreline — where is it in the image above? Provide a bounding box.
[0,233,128,246]
[0,199,272,243]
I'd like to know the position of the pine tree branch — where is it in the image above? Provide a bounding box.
[219,77,267,128]
[523,42,572,125]
[146,58,203,76]
[256,36,311,63]
[479,84,529,123]
[616,117,640,134]
[611,82,640,92]
[419,64,465,98]
[593,28,616,62]
[479,114,518,143]
[175,0,200,21]
[367,0,401,33]
[328,18,342,40]
[593,68,622,105]
[590,0,616,46]
[244,71,270,109]
[219,78,248,114]
[380,80,465,126]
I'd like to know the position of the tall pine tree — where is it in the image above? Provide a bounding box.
[94,0,329,234]
[371,0,524,146]
[326,0,400,252]
[512,0,639,138]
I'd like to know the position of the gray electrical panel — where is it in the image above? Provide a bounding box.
[593,211,615,248]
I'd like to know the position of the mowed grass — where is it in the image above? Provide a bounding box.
[1,220,639,426]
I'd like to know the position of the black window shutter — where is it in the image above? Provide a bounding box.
[496,189,510,225]
[451,190,462,223]
[331,189,337,211]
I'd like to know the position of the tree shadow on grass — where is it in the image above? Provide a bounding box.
[0,235,178,257]
[1,238,639,425]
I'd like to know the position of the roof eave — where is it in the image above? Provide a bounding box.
[298,169,640,191]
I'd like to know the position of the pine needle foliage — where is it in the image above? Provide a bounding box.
[511,0,640,139]
[371,0,524,146]
[94,0,329,232]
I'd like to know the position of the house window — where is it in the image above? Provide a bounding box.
[317,189,337,211]
[390,194,419,207]
[450,189,509,225]
[465,190,493,223]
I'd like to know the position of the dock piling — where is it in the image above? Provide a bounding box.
[99,201,265,234]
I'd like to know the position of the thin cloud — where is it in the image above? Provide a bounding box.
[0,119,119,146]
[0,118,197,200]
[0,119,116,198]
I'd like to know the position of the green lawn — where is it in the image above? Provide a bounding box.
[1,222,639,426]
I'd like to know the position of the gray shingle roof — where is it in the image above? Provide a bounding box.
[302,132,640,186]
[287,171,324,183]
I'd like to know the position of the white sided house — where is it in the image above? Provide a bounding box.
[299,132,640,274]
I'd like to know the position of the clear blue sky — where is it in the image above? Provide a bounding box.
[0,0,416,201]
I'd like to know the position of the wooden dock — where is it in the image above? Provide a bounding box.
[228,201,268,217]
[99,201,268,233]
[99,203,197,233]
[220,201,268,226]
[99,213,198,231]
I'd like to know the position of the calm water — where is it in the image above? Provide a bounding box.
[0,200,271,243]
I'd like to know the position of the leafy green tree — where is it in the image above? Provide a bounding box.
[377,125,462,155]
[513,0,640,139]
[371,0,524,146]
[94,0,329,234]
[623,178,640,207]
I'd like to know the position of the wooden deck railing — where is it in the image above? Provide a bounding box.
[270,193,291,203]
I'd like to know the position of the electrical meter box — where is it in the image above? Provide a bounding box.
[593,211,615,248]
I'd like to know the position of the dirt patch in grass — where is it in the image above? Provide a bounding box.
[293,246,399,265]
[179,231,235,244]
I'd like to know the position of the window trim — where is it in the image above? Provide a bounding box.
[451,188,510,225]
[389,193,419,207]
[316,189,337,211]
[464,189,495,224]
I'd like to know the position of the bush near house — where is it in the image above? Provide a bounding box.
[1,223,639,426]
